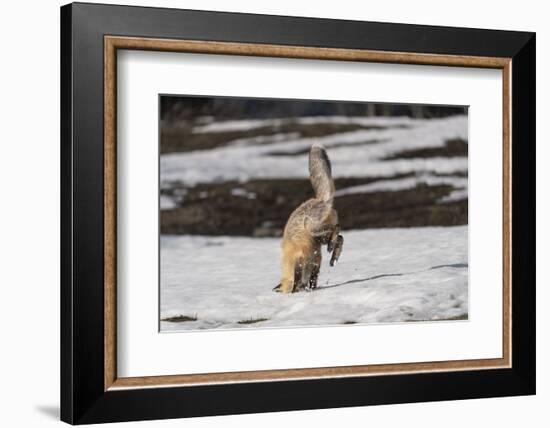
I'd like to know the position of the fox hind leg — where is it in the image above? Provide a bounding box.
[293,260,304,292]
[300,262,313,291]
[304,247,322,291]
[307,264,320,290]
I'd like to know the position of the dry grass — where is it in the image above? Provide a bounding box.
[237,317,269,325]
[405,313,468,322]
[162,314,198,323]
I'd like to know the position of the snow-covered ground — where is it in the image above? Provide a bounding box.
[190,115,419,134]
[161,115,467,186]
[160,114,469,331]
[160,225,468,332]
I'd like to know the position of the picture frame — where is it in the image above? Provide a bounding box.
[60,2,535,424]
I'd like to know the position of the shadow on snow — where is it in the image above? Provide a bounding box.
[318,262,468,290]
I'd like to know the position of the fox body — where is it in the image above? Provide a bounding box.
[275,144,343,293]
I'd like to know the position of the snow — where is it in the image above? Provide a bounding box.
[295,115,416,127]
[224,132,301,148]
[439,188,469,204]
[334,174,467,196]
[230,187,257,199]
[160,225,468,332]
[161,115,468,186]
[191,115,418,134]
[193,118,287,133]
[160,115,469,331]
[160,195,178,209]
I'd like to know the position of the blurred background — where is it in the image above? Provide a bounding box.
[160,95,468,237]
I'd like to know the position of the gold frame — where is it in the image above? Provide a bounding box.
[104,35,512,391]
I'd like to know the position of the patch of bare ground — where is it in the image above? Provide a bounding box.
[383,138,467,160]
[161,174,467,236]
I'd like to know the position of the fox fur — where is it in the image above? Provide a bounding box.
[274,144,344,293]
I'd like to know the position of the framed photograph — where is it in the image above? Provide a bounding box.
[60,2,535,424]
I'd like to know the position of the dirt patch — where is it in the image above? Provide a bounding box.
[161,175,467,236]
[383,138,467,160]
[335,182,467,230]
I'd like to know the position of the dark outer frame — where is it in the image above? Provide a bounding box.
[61,2,535,424]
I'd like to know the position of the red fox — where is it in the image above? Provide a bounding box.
[274,144,343,293]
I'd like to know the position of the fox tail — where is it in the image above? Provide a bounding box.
[309,144,335,202]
